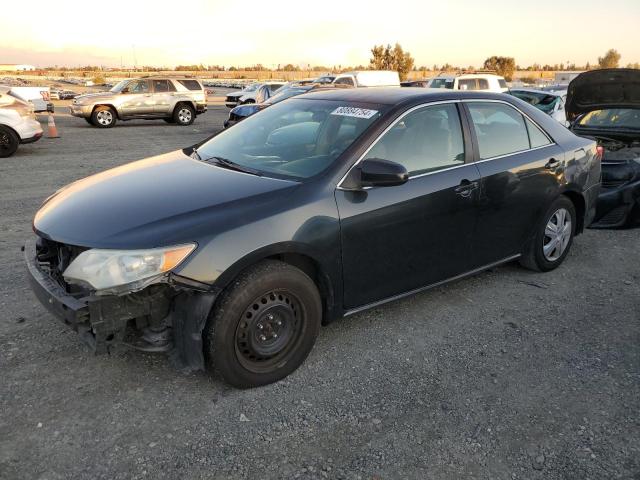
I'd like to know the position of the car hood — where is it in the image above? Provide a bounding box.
[566,69,640,120]
[34,149,298,249]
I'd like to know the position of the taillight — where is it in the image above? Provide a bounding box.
[596,145,604,161]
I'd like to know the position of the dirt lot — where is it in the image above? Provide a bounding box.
[0,107,639,480]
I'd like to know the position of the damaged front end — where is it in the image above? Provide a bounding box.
[24,237,218,371]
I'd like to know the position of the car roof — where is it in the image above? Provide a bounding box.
[298,87,512,105]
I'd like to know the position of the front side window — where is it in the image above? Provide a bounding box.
[196,99,386,180]
[477,79,489,90]
[127,80,150,93]
[498,79,507,89]
[365,103,465,176]
[467,102,530,159]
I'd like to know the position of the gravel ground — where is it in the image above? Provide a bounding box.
[0,107,639,480]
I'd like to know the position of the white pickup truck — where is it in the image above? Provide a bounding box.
[6,86,54,113]
[331,70,401,87]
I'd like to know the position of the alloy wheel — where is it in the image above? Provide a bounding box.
[178,108,192,124]
[543,207,572,262]
[96,110,113,126]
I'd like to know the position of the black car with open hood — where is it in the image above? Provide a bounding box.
[568,69,640,227]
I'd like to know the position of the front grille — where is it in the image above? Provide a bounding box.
[35,237,88,296]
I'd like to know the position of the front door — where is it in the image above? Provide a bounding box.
[119,79,154,116]
[336,102,482,309]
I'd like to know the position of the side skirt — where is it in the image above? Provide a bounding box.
[343,254,521,317]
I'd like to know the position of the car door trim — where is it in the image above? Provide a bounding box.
[343,253,521,316]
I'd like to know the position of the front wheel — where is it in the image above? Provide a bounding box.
[91,106,117,128]
[204,260,322,388]
[0,125,19,158]
[520,196,576,272]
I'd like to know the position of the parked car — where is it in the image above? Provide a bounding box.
[401,80,430,87]
[223,84,347,128]
[69,76,207,128]
[0,86,43,157]
[26,88,600,388]
[224,82,285,108]
[59,90,79,100]
[508,88,567,125]
[567,68,640,228]
[428,73,508,93]
[331,70,400,87]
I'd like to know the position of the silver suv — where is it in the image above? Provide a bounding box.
[69,76,207,128]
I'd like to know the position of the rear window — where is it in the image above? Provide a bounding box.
[577,109,640,129]
[176,79,202,91]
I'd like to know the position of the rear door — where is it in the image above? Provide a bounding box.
[152,79,176,114]
[462,100,564,265]
[336,102,482,309]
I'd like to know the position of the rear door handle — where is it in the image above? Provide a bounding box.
[454,179,478,197]
[545,158,560,169]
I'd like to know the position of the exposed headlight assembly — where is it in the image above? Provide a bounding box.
[63,244,196,293]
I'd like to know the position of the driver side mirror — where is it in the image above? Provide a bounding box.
[358,158,408,188]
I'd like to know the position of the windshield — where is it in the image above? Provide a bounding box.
[196,99,386,180]
[429,78,454,89]
[243,83,259,92]
[110,80,131,93]
[577,108,640,129]
[268,87,309,104]
[510,91,559,113]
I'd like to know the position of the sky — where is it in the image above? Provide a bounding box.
[1,0,639,68]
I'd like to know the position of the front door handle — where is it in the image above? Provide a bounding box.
[454,179,478,198]
[545,158,560,170]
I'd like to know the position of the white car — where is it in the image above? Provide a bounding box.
[509,88,568,126]
[225,82,286,108]
[331,70,400,87]
[0,86,43,158]
[428,73,508,93]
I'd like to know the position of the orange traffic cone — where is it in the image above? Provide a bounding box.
[47,113,60,138]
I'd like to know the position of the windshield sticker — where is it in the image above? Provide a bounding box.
[330,106,378,119]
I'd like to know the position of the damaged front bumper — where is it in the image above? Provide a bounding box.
[24,238,218,370]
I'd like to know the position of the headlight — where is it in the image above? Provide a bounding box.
[63,243,196,292]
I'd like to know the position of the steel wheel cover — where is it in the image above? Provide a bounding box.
[543,207,571,262]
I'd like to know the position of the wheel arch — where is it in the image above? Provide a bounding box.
[172,100,196,113]
[91,104,120,119]
[213,243,337,324]
[560,188,586,234]
[0,123,21,142]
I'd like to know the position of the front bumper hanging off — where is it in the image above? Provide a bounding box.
[24,238,217,370]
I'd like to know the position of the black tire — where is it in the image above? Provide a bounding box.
[90,106,116,128]
[520,196,576,272]
[204,260,322,388]
[0,125,19,158]
[84,117,94,126]
[163,118,175,124]
[173,103,195,126]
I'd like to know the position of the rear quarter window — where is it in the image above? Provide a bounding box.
[176,80,202,91]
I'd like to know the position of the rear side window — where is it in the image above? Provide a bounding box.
[525,118,551,148]
[176,79,202,91]
[498,79,507,88]
[334,77,355,86]
[152,79,176,92]
[467,102,530,159]
[458,79,476,90]
[366,103,465,176]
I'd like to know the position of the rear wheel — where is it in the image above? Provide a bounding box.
[173,104,195,126]
[91,106,116,128]
[204,260,322,388]
[0,125,19,158]
[520,196,576,272]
